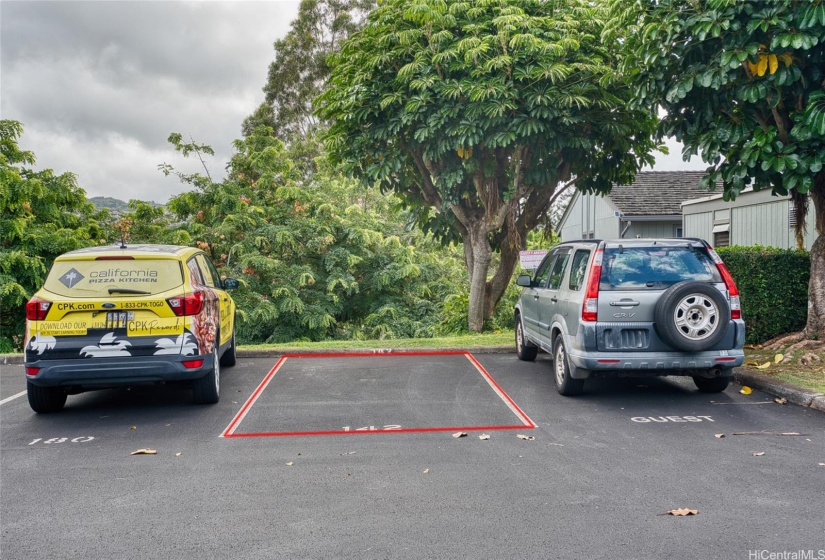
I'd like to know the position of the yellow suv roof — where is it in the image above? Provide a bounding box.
[56,244,199,260]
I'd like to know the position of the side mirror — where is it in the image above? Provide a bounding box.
[516,274,533,288]
[223,277,239,290]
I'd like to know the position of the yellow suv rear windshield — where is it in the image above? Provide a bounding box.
[44,258,184,297]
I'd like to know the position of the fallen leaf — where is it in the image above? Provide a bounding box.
[745,361,759,366]
[740,386,752,395]
[130,449,156,455]
[752,451,765,457]
[130,426,137,430]
[774,397,788,405]
[423,468,429,474]
[175,452,181,457]
[666,508,699,516]
[756,362,771,369]
[452,432,467,438]
[774,353,784,363]
[479,434,491,440]
[819,463,825,467]
[286,462,294,466]
[715,434,725,439]
[516,434,535,441]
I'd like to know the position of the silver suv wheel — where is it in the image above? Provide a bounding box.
[515,313,537,361]
[553,337,584,396]
[673,293,719,341]
[655,281,730,352]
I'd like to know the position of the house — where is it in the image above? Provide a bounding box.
[556,170,814,250]
[682,187,814,250]
[558,171,711,242]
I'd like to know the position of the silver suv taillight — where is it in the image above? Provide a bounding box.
[582,249,603,322]
[706,246,741,320]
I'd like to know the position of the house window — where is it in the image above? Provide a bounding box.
[673,225,683,238]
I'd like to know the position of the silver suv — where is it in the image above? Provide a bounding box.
[514,238,745,395]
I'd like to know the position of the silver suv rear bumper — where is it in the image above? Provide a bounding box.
[566,319,746,378]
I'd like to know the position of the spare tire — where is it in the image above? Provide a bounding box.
[654,281,729,352]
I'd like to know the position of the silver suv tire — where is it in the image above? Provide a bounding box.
[654,281,730,352]
[553,337,585,396]
[515,314,538,361]
[693,375,730,393]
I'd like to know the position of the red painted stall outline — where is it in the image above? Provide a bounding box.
[221,350,535,438]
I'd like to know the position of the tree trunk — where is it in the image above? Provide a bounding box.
[483,237,520,321]
[466,225,493,333]
[806,172,825,339]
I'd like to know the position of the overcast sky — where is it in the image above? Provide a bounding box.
[2,0,704,205]
[2,0,301,204]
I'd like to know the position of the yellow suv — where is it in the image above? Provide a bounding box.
[24,244,238,412]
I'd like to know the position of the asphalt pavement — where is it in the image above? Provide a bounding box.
[1,349,823,560]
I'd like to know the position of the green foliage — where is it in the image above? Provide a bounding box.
[113,201,192,246]
[163,126,469,343]
[608,0,825,337]
[436,280,522,336]
[0,120,110,351]
[717,246,810,344]
[608,0,825,222]
[437,230,557,335]
[243,0,375,142]
[317,0,660,331]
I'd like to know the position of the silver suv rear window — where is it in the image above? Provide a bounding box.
[44,258,184,297]
[600,247,721,290]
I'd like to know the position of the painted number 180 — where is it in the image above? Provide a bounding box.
[28,436,95,445]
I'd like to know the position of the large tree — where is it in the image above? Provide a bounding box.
[317,0,659,331]
[608,0,825,339]
[161,127,469,342]
[242,0,375,142]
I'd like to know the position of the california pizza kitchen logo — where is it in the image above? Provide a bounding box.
[59,268,85,288]
[88,268,159,284]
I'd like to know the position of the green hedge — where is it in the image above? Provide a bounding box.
[716,246,809,344]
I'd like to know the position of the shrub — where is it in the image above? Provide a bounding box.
[716,246,809,344]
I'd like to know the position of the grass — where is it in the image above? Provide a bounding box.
[238,331,515,352]
[741,347,825,394]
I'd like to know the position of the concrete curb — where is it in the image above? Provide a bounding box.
[1,354,23,366]
[733,370,825,409]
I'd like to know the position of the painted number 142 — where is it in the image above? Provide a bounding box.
[342,425,401,432]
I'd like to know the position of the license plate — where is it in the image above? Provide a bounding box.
[105,311,134,329]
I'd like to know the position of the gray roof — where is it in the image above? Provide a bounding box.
[608,171,717,216]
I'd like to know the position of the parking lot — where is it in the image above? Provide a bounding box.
[2,352,824,560]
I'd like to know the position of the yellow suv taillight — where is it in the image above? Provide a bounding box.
[166,291,204,316]
[26,297,51,321]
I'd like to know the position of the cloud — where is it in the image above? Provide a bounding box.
[1,0,300,203]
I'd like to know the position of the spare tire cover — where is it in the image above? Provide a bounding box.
[654,281,730,352]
